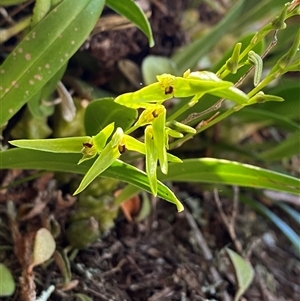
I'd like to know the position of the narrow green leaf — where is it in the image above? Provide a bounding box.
[74,142,120,195]
[158,158,300,195]
[92,122,115,153]
[0,0,105,127]
[172,0,245,74]
[275,202,300,226]
[84,98,137,136]
[106,0,154,47]
[114,184,141,206]
[9,137,91,153]
[260,131,300,161]
[213,32,265,80]
[225,43,242,74]
[226,248,254,301]
[53,251,71,284]
[0,148,183,210]
[0,264,15,297]
[185,71,248,105]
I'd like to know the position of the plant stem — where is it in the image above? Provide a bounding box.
[0,16,31,43]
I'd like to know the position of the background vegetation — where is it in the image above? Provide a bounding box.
[0,0,299,300]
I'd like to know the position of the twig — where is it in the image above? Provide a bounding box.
[184,209,231,301]
[100,258,127,278]
[246,237,262,260]
[213,188,243,255]
[230,186,239,227]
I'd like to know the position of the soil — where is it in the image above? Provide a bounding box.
[1,1,299,301]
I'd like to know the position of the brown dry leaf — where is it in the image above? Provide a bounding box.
[115,190,141,222]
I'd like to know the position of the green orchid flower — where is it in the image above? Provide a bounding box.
[78,122,115,164]
[75,124,181,196]
[114,69,248,109]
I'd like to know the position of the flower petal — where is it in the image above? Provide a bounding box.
[145,126,158,196]
[74,141,121,195]
[152,106,168,174]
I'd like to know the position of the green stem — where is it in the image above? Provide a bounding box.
[125,124,140,135]
[247,75,274,98]
[169,105,239,149]
[0,16,31,43]
[167,100,194,122]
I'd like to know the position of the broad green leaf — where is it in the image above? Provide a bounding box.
[158,158,300,195]
[106,0,154,47]
[10,137,91,153]
[28,64,67,119]
[142,55,178,85]
[226,248,254,301]
[31,228,56,269]
[0,264,15,297]
[0,148,183,211]
[0,0,105,127]
[172,0,245,74]
[259,131,300,161]
[84,98,137,136]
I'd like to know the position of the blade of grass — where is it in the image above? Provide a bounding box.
[275,202,300,226]
[0,148,183,211]
[158,158,300,195]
